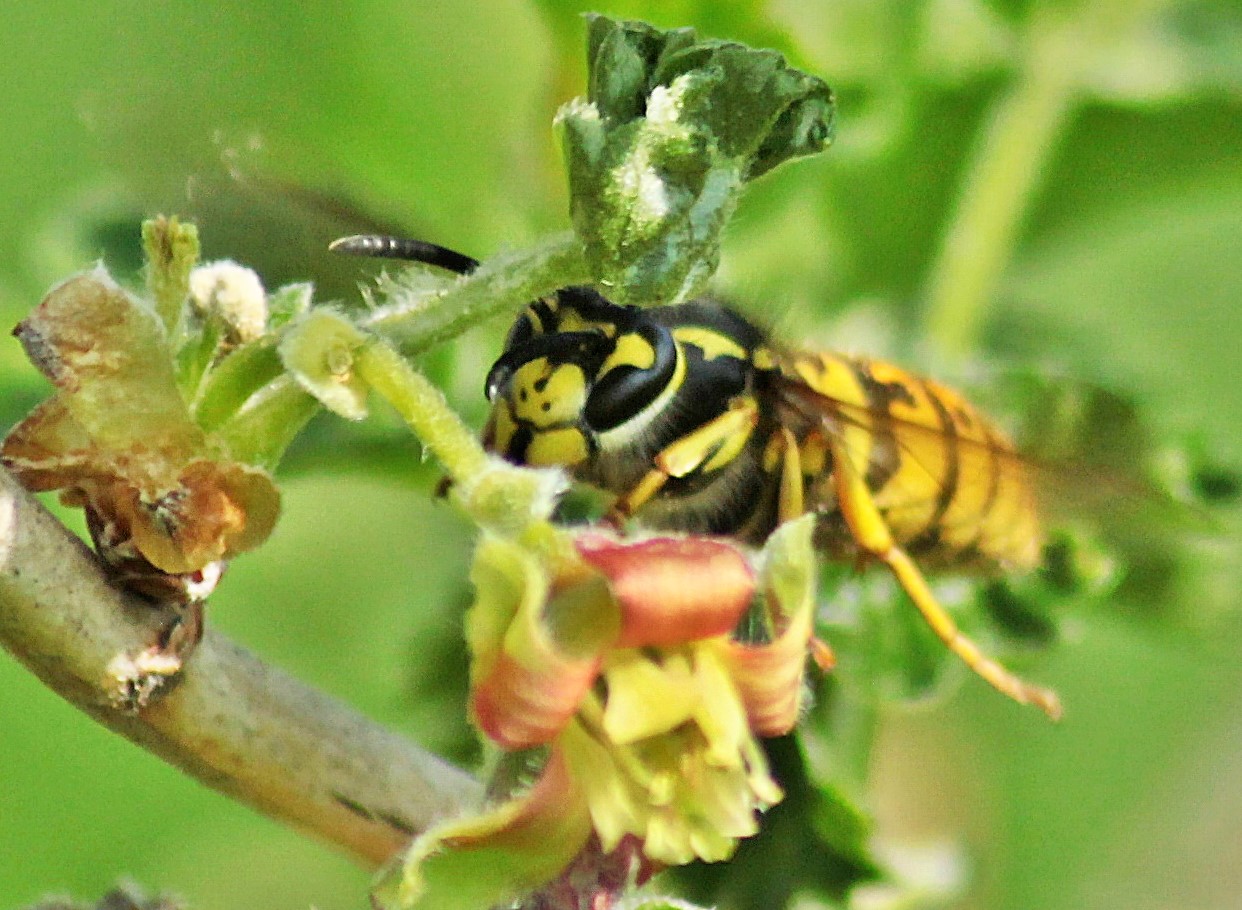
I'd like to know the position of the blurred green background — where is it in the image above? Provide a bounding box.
[1,1,1241,909]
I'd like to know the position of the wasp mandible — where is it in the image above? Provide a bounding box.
[333,234,1061,719]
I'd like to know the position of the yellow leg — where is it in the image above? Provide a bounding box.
[608,469,671,523]
[826,435,1062,720]
[810,636,836,671]
[770,426,841,673]
[776,427,804,523]
[608,398,759,521]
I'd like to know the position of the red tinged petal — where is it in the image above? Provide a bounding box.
[575,535,755,648]
[466,538,615,750]
[723,623,812,738]
[726,517,818,737]
[439,748,587,853]
[471,648,601,750]
[374,747,595,910]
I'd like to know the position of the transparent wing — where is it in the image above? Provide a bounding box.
[774,351,1042,568]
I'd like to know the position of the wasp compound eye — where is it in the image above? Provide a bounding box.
[584,321,678,432]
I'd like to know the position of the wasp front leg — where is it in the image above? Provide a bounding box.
[607,397,761,523]
[824,432,1063,720]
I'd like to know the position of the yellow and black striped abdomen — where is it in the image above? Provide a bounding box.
[777,351,1042,571]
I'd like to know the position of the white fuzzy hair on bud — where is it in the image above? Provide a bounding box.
[189,260,268,342]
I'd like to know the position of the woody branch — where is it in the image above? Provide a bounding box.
[0,465,481,867]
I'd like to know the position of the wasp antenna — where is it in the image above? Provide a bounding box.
[328,235,480,275]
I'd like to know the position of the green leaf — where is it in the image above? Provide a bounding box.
[559,15,834,306]
[266,281,314,329]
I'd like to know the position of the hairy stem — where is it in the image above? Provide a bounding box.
[354,338,566,536]
[0,466,481,867]
[356,340,491,483]
[363,232,590,355]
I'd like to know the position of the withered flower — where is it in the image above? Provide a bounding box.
[1,267,279,605]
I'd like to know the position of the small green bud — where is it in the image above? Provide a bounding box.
[278,309,370,420]
[142,215,200,335]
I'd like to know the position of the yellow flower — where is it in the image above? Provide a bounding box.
[380,517,818,909]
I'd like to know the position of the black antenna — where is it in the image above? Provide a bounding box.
[329,234,480,275]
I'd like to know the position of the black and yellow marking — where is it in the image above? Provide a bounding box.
[483,293,1055,718]
[329,232,1056,718]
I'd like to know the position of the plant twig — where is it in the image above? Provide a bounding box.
[0,465,482,867]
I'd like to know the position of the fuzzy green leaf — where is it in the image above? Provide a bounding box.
[559,15,834,306]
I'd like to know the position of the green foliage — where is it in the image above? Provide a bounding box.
[0,2,1240,910]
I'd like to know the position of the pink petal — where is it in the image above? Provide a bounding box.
[472,649,601,750]
[575,535,755,648]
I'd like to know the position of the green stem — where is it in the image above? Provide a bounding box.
[214,375,321,470]
[192,338,286,433]
[921,14,1082,363]
[363,232,590,355]
[355,341,490,483]
[354,338,565,536]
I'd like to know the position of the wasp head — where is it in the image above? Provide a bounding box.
[483,331,612,467]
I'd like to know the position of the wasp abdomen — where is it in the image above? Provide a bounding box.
[780,351,1041,570]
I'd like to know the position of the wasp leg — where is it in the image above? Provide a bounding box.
[608,397,760,521]
[769,426,840,671]
[775,426,805,523]
[825,434,1063,720]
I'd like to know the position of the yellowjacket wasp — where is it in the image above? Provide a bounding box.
[334,234,1061,719]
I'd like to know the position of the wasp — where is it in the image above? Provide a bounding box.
[333,235,1061,719]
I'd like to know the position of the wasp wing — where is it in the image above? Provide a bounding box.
[773,351,1042,570]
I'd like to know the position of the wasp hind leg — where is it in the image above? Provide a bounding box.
[825,435,1063,720]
